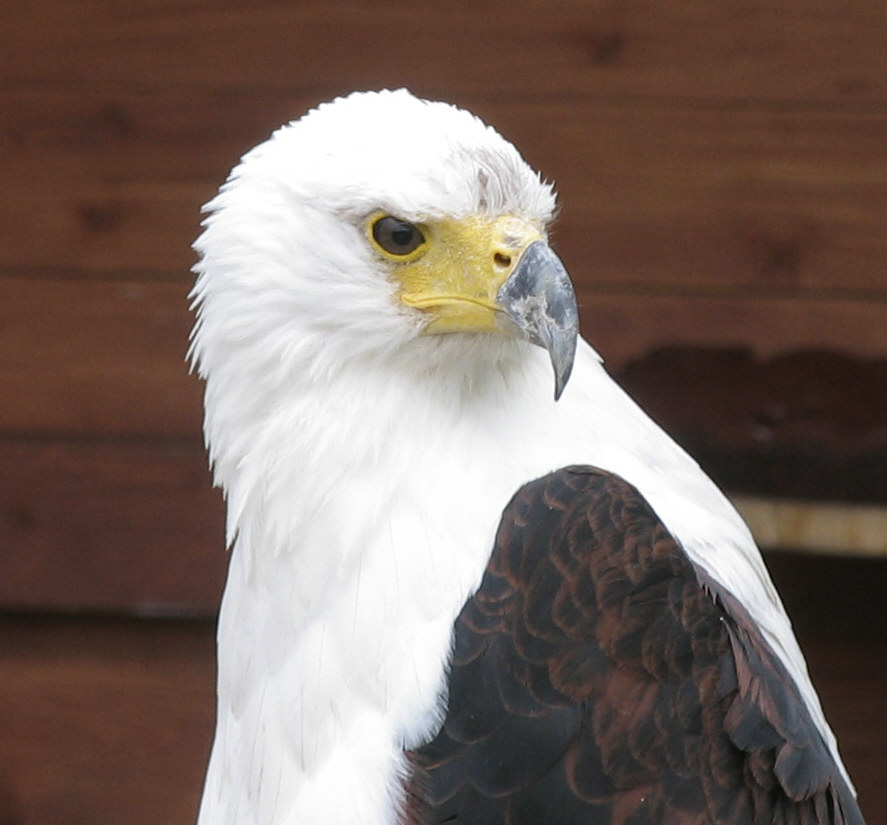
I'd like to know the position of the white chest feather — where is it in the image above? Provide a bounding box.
[197,344,541,824]
[197,341,845,825]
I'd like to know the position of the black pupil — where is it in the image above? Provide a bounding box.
[391,225,414,247]
[374,217,422,255]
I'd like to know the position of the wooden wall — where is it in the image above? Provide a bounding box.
[1,1,885,823]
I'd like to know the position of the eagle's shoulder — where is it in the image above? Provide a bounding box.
[406,466,864,825]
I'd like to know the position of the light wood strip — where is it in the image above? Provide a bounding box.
[735,495,887,557]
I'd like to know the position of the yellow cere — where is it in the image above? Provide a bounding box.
[368,214,545,335]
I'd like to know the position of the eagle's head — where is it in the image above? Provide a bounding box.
[190,89,579,409]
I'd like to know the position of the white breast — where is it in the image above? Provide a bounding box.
[197,337,848,825]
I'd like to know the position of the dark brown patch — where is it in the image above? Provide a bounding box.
[405,467,866,824]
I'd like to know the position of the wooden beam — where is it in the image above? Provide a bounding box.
[736,496,887,557]
[0,438,225,614]
[0,276,202,437]
[0,615,215,825]
[3,275,887,438]
[1,558,885,824]
[3,91,887,295]
[2,431,884,618]
[4,0,886,104]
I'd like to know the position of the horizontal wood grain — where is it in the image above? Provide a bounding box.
[4,0,887,104]
[0,615,215,825]
[0,437,225,614]
[3,90,886,295]
[0,276,202,437]
[2,275,886,438]
[735,495,887,557]
[0,5,883,819]
[1,430,885,616]
[543,104,887,295]
[1,552,884,825]
[617,348,887,503]
[581,291,887,369]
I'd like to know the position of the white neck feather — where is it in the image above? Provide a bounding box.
[197,336,559,824]
[195,330,848,823]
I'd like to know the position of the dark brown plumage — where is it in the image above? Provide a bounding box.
[405,467,865,825]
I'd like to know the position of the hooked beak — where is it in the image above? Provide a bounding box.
[497,241,579,400]
[388,213,580,401]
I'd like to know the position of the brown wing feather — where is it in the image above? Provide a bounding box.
[404,466,865,825]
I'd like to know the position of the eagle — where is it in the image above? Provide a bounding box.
[189,89,865,825]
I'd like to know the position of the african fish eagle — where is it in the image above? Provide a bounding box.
[189,89,865,825]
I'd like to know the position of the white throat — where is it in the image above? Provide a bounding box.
[198,338,559,824]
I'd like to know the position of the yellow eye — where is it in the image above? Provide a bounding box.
[370,215,426,258]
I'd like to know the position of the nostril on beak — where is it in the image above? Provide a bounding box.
[494,252,512,268]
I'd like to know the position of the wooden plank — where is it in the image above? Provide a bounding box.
[2,275,887,438]
[3,91,887,293]
[579,291,887,371]
[736,496,887,557]
[1,555,885,825]
[0,431,882,619]
[0,438,225,614]
[3,0,887,104]
[0,178,209,278]
[0,615,215,825]
[0,276,202,437]
[616,348,887,504]
[1,423,883,619]
[0,88,239,275]
[763,550,887,820]
[539,105,887,296]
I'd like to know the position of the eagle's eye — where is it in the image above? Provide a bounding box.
[371,216,426,258]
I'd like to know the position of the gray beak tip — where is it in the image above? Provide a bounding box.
[497,241,580,401]
[553,358,573,401]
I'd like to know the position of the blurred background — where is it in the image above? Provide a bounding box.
[1,1,885,822]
